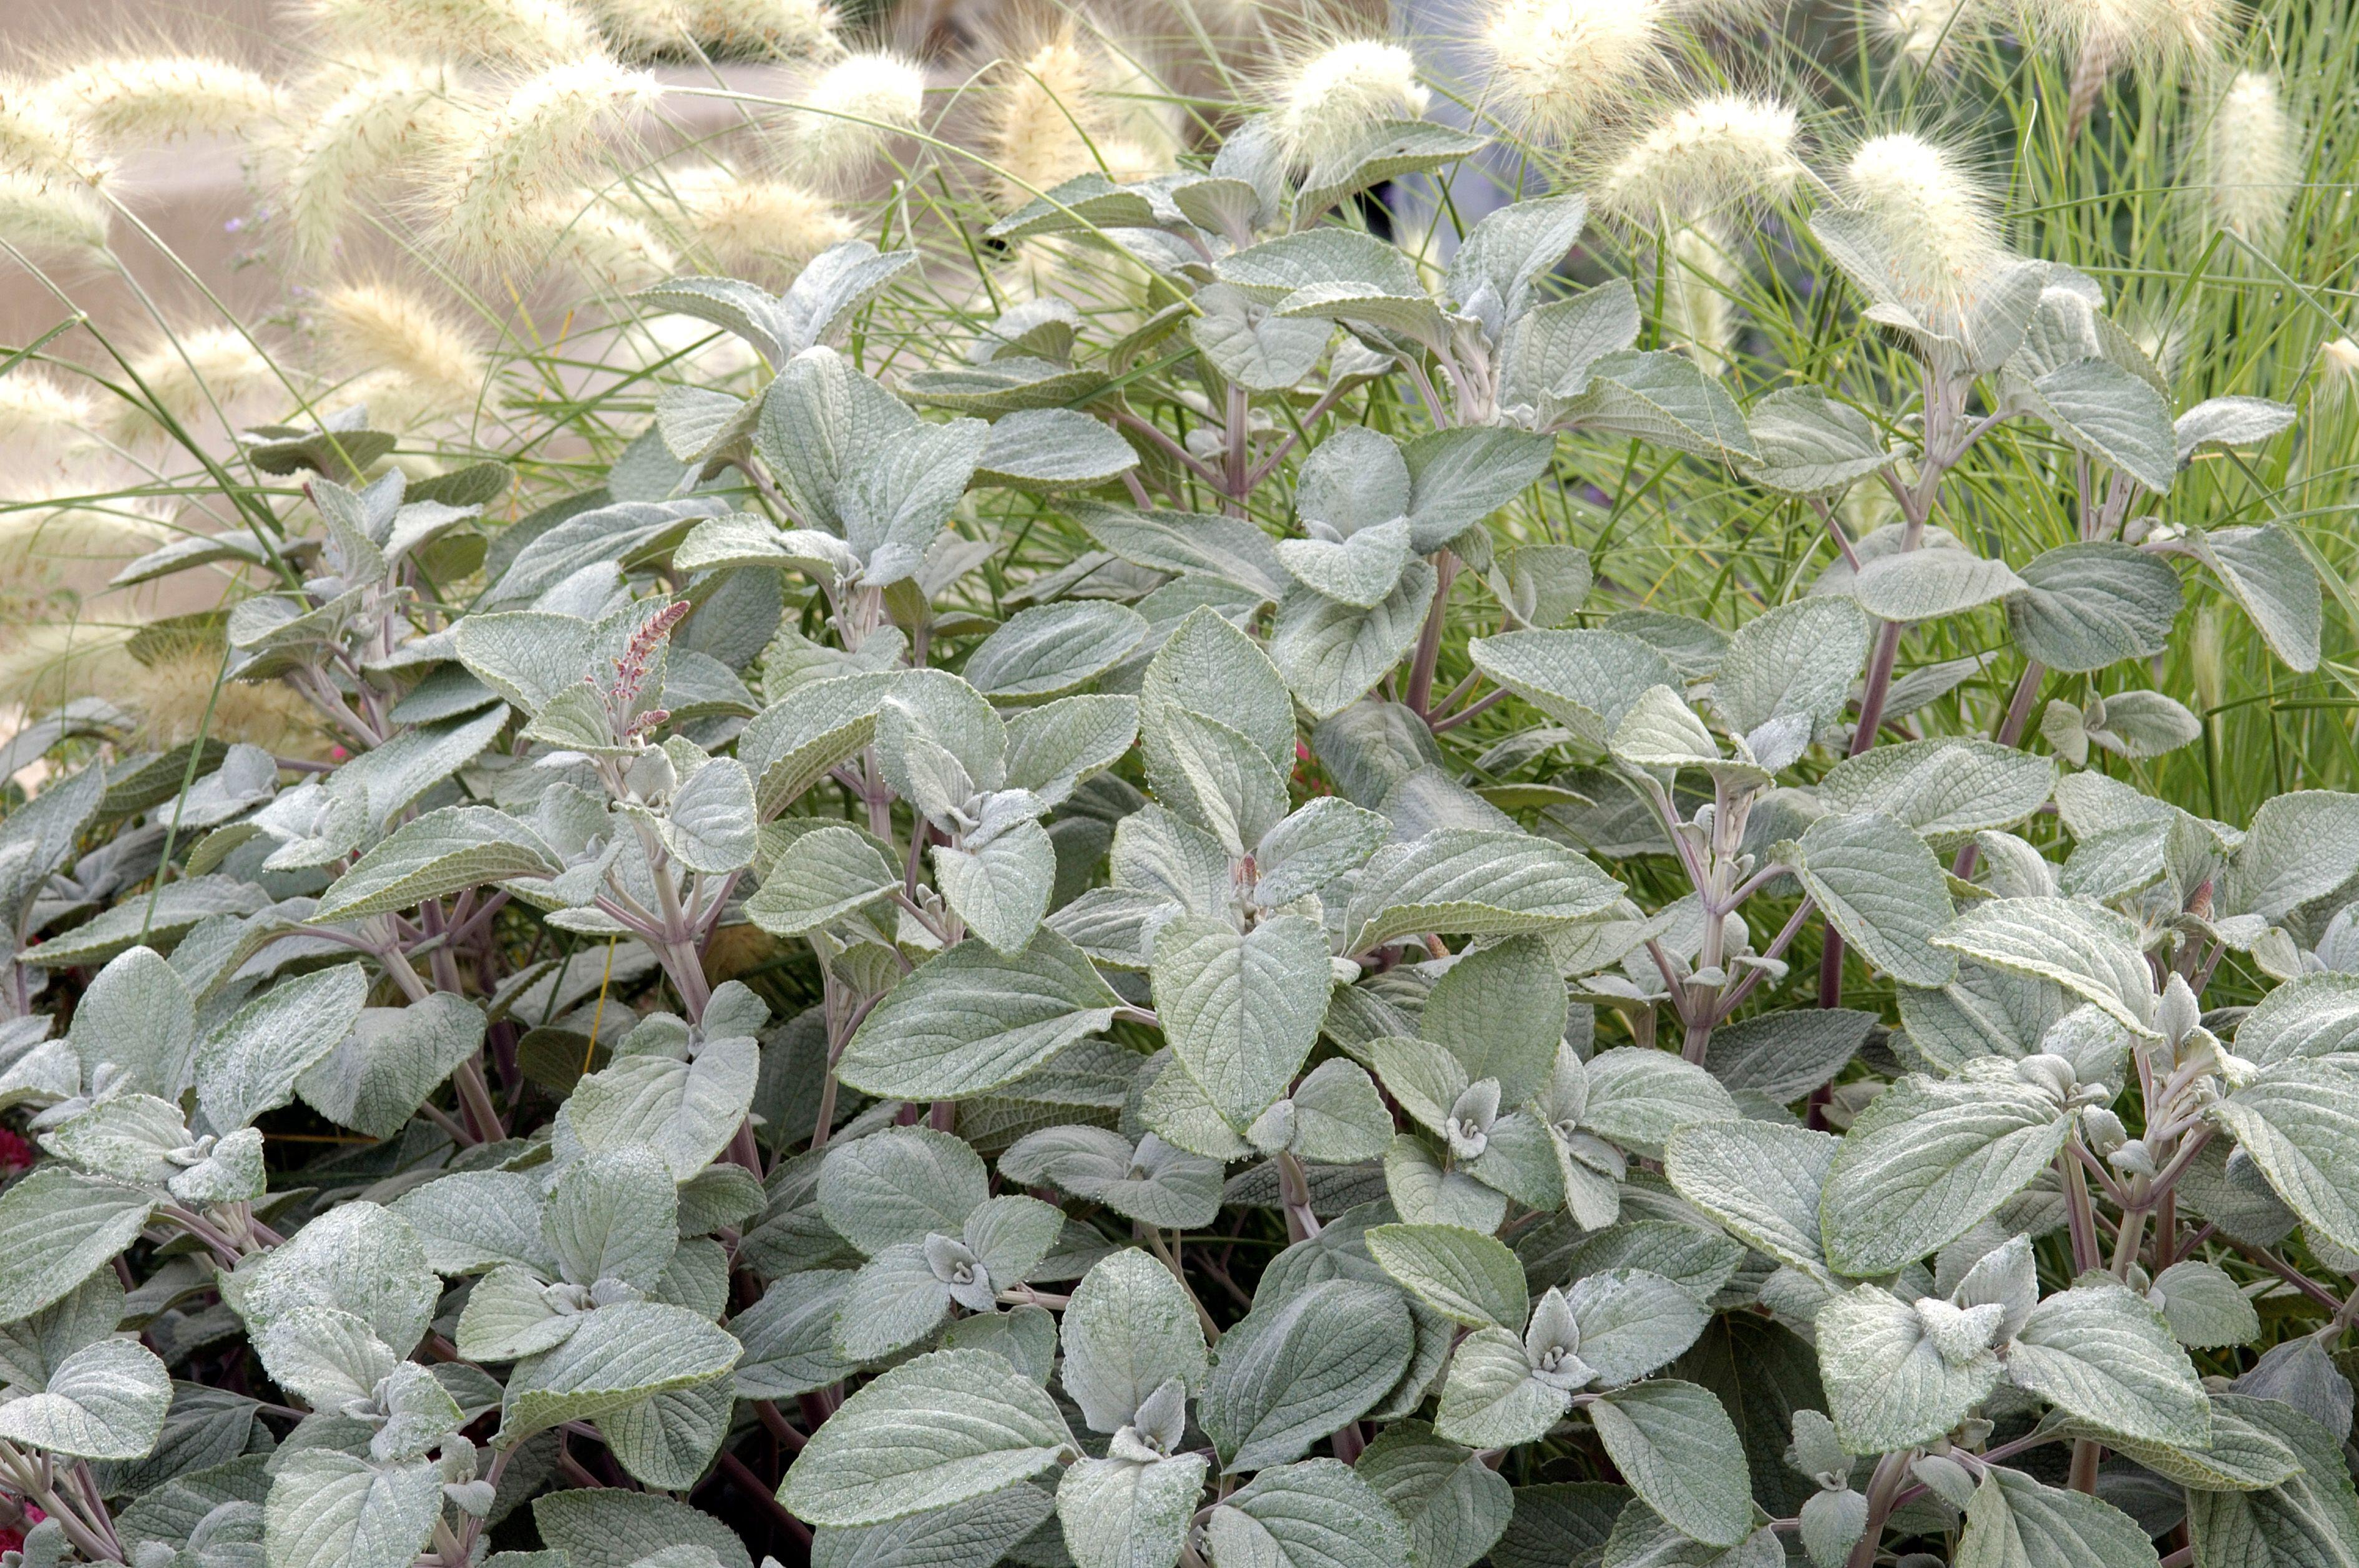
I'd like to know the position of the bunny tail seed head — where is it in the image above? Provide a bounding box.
[1666,222,1739,375]
[2195,71,2297,247]
[2315,337,2359,401]
[0,172,111,256]
[134,650,330,754]
[317,281,487,404]
[1269,38,1428,166]
[292,0,602,64]
[1482,0,1666,142]
[653,167,854,277]
[0,623,135,718]
[334,367,481,432]
[1599,92,1802,216]
[784,51,927,192]
[595,0,839,60]
[102,328,280,444]
[2020,0,2234,73]
[0,77,112,185]
[37,56,283,143]
[519,196,676,289]
[427,57,661,266]
[0,620,332,754]
[0,500,174,601]
[1878,0,1981,64]
[0,371,93,447]
[1841,131,2003,319]
[278,61,459,265]
[989,30,1111,210]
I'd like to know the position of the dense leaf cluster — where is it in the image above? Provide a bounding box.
[1,107,2352,1568]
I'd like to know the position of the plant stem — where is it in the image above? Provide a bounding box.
[1405,553,1459,718]
[1276,1151,1322,1242]
[452,1058,504,1143]
[1143,1227,1221,1343]
[716,1448,813,1546]
[1844,1451,1912,1568]
[2062,1152,2103,1273]
[2068,1436,2103,1494]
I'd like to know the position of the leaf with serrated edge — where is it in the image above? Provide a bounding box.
[1666,1121,1840,1280]
[1817,1284,2001,1456]
[840,931,1123,1101]
[1955,1465,2161,1568]
[1820,1065,2071,1277]
[1586,1381,1752,1548]
[1367,1225,1529,1330]
[780,1350,1077,1527]
[1797,812,1956,987]
[1932,897,2157,1038]
[1199,1280,1414,1474]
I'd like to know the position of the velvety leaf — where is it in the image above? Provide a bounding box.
[1587,1381,1753,1548]
[837,931,1123,1101]
[781,1350,1077,1527]
[1200,1280,1415,1473]
[1797,812,1956,987]
[1820,1064,2073,1276]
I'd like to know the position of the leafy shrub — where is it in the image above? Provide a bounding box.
[4,8,2359,1568]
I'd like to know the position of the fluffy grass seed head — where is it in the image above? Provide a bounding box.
[1268,38,1428,167]
[783,51,927,192]
[0,499,172,604]
[0,623,135,719]
[276,60,460,265]
[291,0,602,64]
[1666,221,1738,375]
[0,621,334,754]
[2195,70,2297,247]
[2316,337,2359,403]
[2020,0,2234,74]
[594,0,839,60]
[988,30,1111,210]
[427,57,660,266]
[1878,0,1983,64]
[519,195,676,289]
[102,327,280,444]
[1599,92,1802,217]
[1481,0,1666,142]
[0,370,94,449]
[318,281,487,403]
[0,77,111,185]
[335,368,477,432]
[131,649,330,754]
[1840,131,2004,323]
[647,165,852,276]
[0,172,111,256]
[627,313,759,379]
[37,56,283,144]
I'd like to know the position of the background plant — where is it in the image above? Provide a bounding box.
[1,2,2357,1568]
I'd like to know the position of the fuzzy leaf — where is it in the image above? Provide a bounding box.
[1816,1284,2001,1455]
[1932,897,2157,1038]
[1797,812,1957,987]
[1955,1466,2161,1568]
[1367,1225,1528,1331]
[840,931,1123,1101]
[0,1337,172,1460]
[1587,1381,1753,1548]
[1153,913,1332,1129]
[1820,1065,2073,1276]
[1200,1280,1415,1473]
[781,1350,1077,1527]
[2007,1280,2209,1447]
